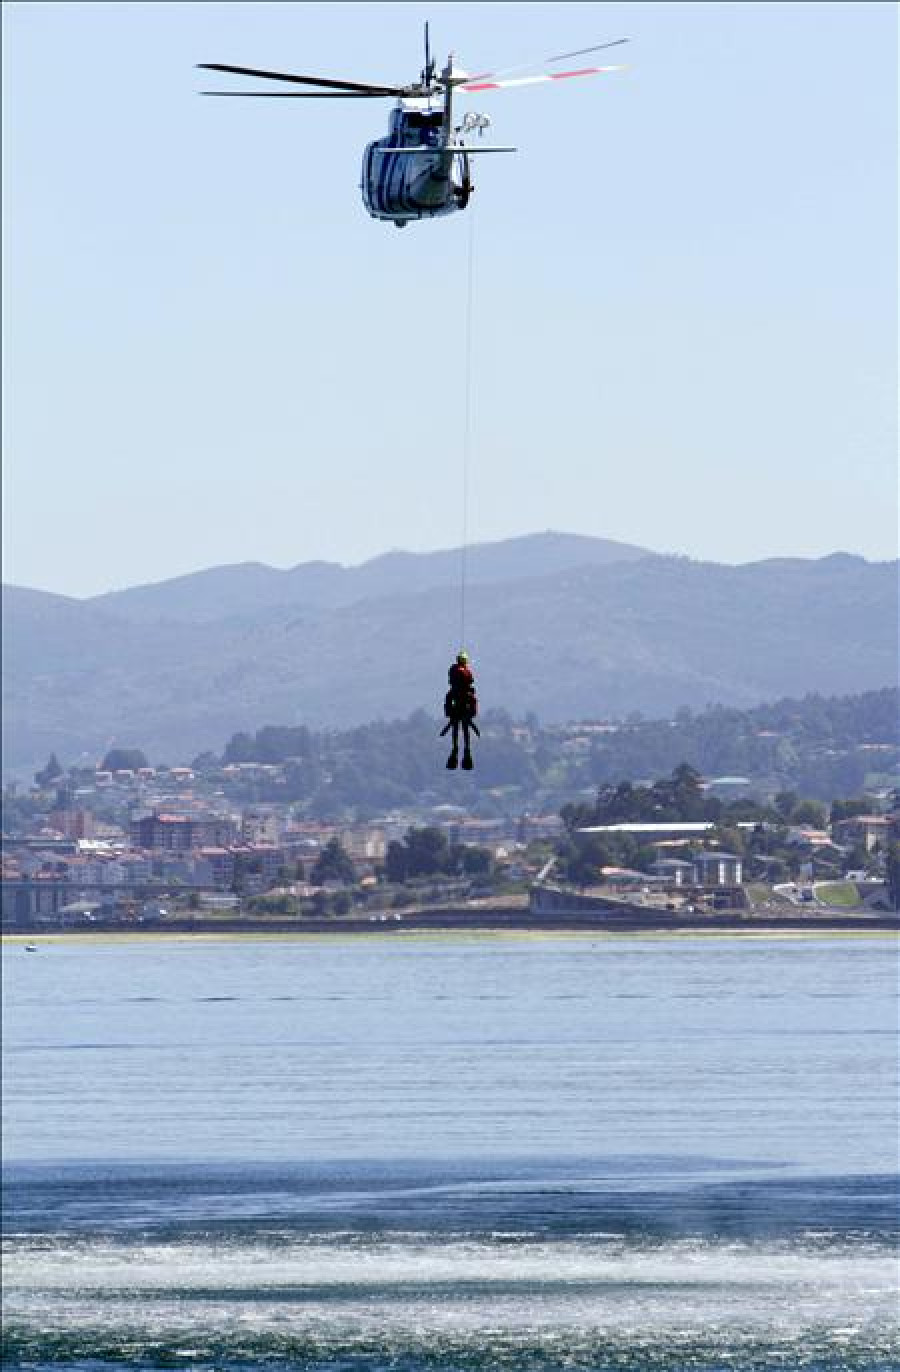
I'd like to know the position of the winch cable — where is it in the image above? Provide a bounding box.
[459,202,476,652]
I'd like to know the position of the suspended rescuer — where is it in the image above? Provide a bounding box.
[441,650,479,770]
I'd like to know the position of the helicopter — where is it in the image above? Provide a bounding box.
[198,27,627,227]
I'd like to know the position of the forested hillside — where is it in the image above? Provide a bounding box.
[208,687,898,815]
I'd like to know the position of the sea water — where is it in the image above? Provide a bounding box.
[2,934,898,1369]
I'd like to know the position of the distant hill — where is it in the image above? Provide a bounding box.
[2,539,896,773]
[214,687,899,808]
[89,532,651,624]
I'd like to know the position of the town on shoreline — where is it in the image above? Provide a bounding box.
[4,701,898,934]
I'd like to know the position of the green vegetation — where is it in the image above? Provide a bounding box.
[886,841,900,910]
[210,688,897,818]
[563,763,716,829]
[384,827,494,882]
[224,725,314,766]
[830,796,883,823]
[34,753,64,788]
[245,894,300,917]
[814,882,860,908]
[745,882,779,907]
[310,838,357,886]
[101,747,149,772]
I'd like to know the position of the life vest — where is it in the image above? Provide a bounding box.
[448,662,474,693]
[445,663,477,720]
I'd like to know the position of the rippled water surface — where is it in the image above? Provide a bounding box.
[3,934,898,1369]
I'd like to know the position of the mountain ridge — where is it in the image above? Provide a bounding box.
[78,531,653,623]
[3,537,896,774]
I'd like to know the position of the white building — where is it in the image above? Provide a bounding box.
[691,851,743,886]
[649,858,695,887]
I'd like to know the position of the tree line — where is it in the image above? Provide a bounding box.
[207,688,897,814]
[27,687,898,820]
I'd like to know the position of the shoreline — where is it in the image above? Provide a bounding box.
[4,931,897,946]
[4,908,899,944]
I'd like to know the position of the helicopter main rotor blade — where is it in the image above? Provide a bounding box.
[197,62,405,95]
[547,38,629,62]
[463,38,628,86]
[201,90,386,98]
[461,63,626,94]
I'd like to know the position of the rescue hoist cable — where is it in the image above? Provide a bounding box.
[459,201,476,651]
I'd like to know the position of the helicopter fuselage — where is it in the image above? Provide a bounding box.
[200,36,622,228]
[362,101,470,227]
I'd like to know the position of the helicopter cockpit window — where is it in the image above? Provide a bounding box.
[401,112,441,147]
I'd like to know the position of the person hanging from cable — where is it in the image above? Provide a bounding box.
[440,650,479,770]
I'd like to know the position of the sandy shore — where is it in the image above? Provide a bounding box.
[5,922,898,946]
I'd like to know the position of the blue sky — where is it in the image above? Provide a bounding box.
[3,1,897,597]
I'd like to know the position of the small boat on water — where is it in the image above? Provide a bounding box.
[24,944,38,952]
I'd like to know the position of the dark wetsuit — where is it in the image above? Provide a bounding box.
[444,663,477,769]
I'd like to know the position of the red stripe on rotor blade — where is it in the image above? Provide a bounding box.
[549,67,600,80]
